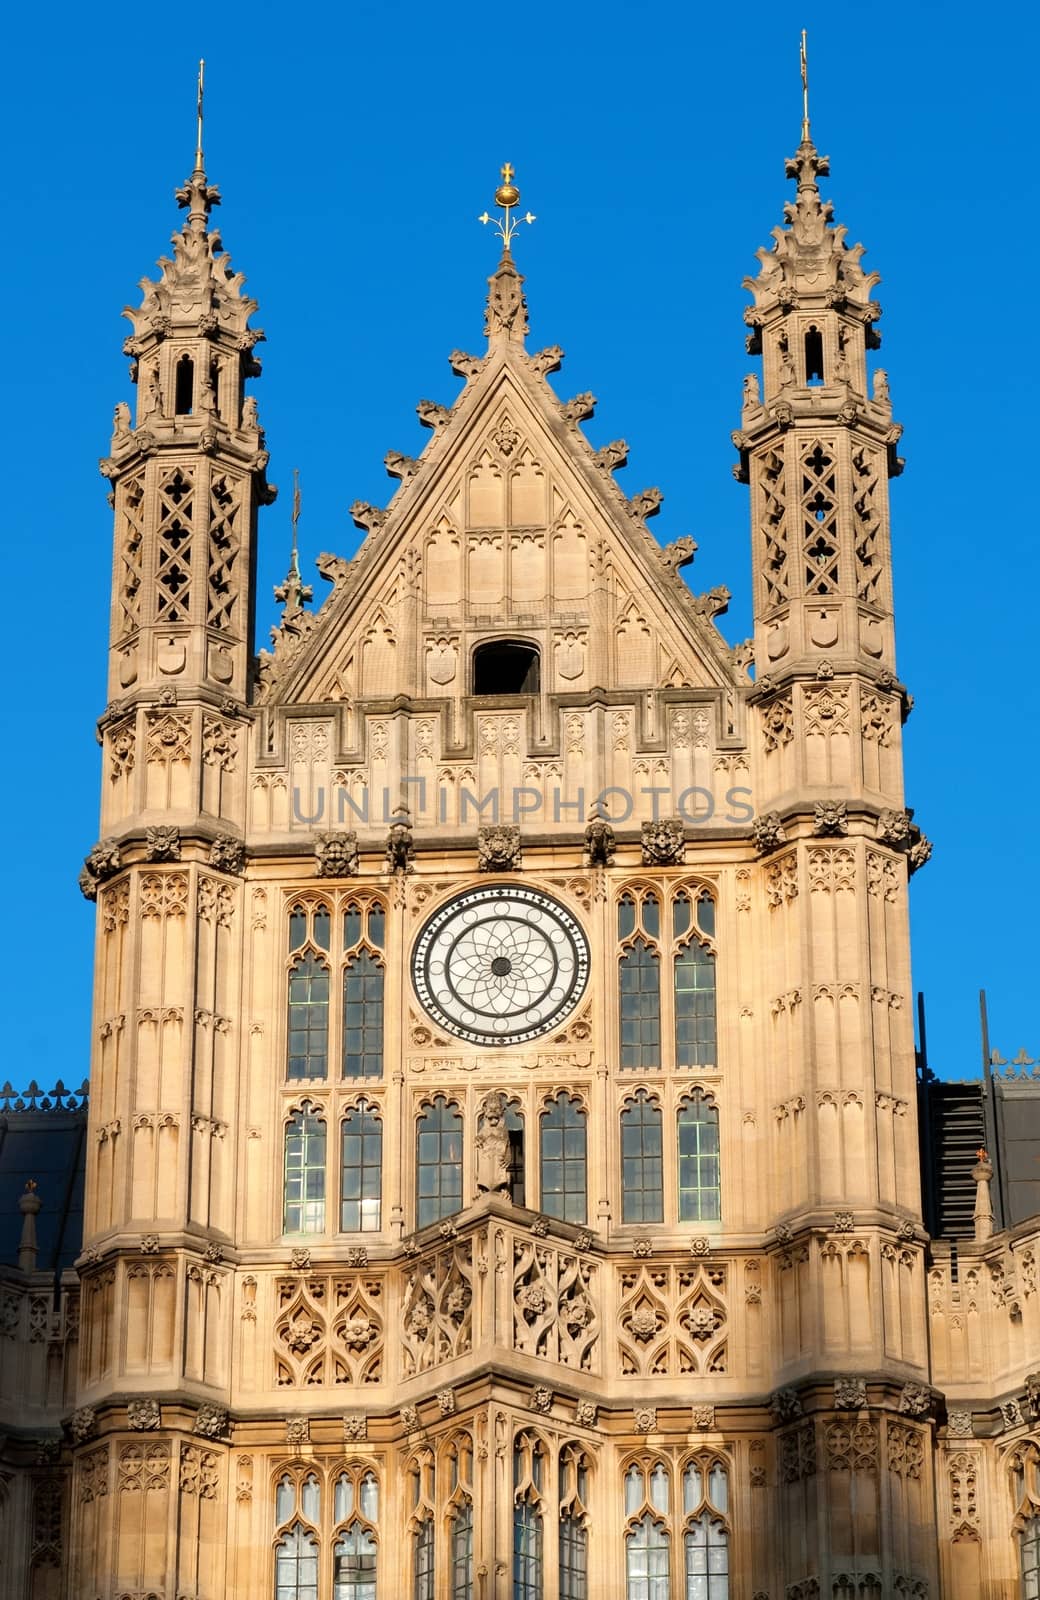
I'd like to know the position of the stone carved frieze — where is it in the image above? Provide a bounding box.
[274,1272,384,1387]
[617,1262,727,1378]
[401,1238,474,1375]
[513,1236,598,1372]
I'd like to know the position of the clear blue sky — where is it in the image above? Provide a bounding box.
[3,1,1036,1086]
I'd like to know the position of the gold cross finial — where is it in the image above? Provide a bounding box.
[800,29,811,142]
[479,161,535,253]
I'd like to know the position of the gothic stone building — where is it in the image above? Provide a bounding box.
[3,108,1040,1600]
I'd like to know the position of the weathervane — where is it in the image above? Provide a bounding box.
[479,164,535,253]
[196,58,206,168]
[800,29,811,141]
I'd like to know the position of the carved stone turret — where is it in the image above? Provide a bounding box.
[738,130,903,692]
[102,135,274,711]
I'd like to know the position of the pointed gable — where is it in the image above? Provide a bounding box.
[260,253,739,709]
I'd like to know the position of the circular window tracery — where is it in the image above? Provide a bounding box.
[412,885,589,1045]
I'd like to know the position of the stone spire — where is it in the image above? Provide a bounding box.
[99,62,274,710]
[735,71,906,691]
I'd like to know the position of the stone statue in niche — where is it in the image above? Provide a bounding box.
[146,365,164,417]
[475,1091,511,1195]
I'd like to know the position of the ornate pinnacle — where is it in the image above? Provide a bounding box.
[274,470,313,617]
[175,60,221,228]
[479,162,536,254]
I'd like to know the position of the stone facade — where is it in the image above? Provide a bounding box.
[1,104,1037,1600]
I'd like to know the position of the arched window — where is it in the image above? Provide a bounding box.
[416,1097,463,1228]
[513,1434,545,1600]
[1021,1515,1040,1597]
[673,892,717,1070]
[332,1470,378,1600]
[623,1464,670,1600]
[274,1474,321,1600]
[410,1451,436,1600]
[626,1514,669,1600]
[619,891,661,1071]
[559,1445,589,1600]
[287,953,330,1080]
[342,951,384,1079]
[413,1518,434,1600]
[540,1094,587,1224]
[804,325,824,384]
[175,353,195,415]
[284,1105,326,1233]
[621,1092,663,1224]
[447,1435,474,1600]
[451,1502,473,1600]
[677,1092,721,1222]
[340,1100,382,1232]
[473,639,540,695]
[682,1460,729,1598]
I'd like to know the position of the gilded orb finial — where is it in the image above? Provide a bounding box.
[479,162,535,254]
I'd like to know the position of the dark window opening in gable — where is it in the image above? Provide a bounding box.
[473,640,540,695]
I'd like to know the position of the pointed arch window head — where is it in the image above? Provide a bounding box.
[451,1501,473,1600]
[413,1517,434,1600]
[677,1092,721,1222]
[340,1100,382,1232]
[621,1092,664,1224]
[558,1445,589,1600]
[416,1097,464,1228]
[284,1106,327,1234]
[513,1434,546,1600]
[473,639,540,695]
[540,1093,587,1224]
[331,1468,379,1600]
[625,1513,669,1600]
[682,1459,729,1598]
